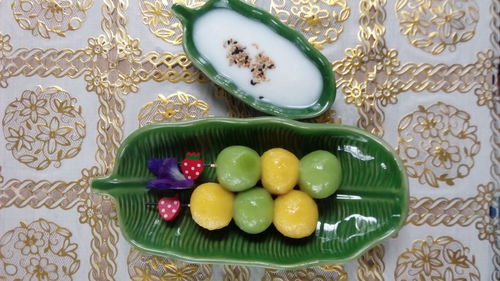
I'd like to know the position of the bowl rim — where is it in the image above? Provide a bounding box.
[172,0,337,120]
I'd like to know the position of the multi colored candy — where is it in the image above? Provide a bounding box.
[261,148,299,195]
[215,146,261,192]
[273,190,318,239]
[233,187,274,234]
[147,146,342,239]
[190,183,234,230]
[299,150,342,199]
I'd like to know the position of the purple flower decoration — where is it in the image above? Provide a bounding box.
[147,158,194,190]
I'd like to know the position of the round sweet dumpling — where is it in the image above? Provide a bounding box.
[216,146,261,192]
[233,187,274,234]
[299,150,342,199]
[261,148,299,195]
[273,190,318,239]
[190,183,234,230]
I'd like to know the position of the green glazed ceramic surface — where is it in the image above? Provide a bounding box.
[91,117,408,269]
[172,0,336,119]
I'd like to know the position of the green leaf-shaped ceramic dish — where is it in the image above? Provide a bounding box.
[91,117,408,269]
[172,0,336,119]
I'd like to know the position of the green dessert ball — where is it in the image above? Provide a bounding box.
[299,150,342,199]
[216,146,261,192]
[233,187,274,234]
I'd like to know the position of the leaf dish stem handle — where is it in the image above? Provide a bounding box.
[91,176,144,193]
[91,176,111,193]
[172,4,196,25]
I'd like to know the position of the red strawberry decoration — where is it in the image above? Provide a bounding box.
[181,152,204,180]
[158,195,182,221]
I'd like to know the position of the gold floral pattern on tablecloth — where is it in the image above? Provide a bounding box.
[77,190,117,228]
[85,34,111,62]
[475,49,499,77]
[262,265,347,281]
[356,244,385,281]
[140,0,203,45]
[138,91,210,126]
[0,32,13,89]
[127,248,212,281]
[476,216,499,244]
[139,0,256,45]
[474,183,499,245]
[12,0,95,39]
[2,85,86,170]
[0,218,80,281]
[408,182,494,226]
[0,32,12,58]
[397,102,480,187]
[395,236,480,281]
[475,79,496,110]
[269,0,350,49]
[333,44,402,94]
[82,33,206,97]
[84,34,144,96]
[0,165,100,210]
[223,265,251,281]
[79,190,119,281]
[474,50,500,109]
[395,0,479,54]
[332,41,403,135]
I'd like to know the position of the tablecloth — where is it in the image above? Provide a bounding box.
[0,0,498,280]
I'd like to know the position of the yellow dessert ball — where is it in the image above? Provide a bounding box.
[261,148,299,195]
[273,190,318,239]
[190,183,234,230]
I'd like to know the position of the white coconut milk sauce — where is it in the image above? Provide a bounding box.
[192,8,323,108]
